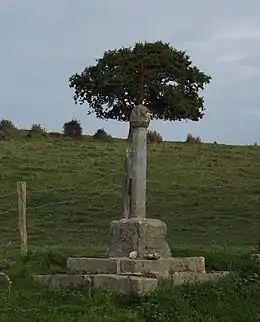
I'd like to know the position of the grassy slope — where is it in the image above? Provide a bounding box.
[1,136,260,321]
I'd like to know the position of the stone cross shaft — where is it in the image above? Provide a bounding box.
[129,105,151,219]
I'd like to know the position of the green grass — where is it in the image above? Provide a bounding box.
[1,135,260,321]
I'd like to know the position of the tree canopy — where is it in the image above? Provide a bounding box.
[69,41,211,126]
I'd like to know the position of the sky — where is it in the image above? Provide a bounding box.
[1,0,260,145]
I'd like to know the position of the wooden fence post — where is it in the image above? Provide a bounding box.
[17,181,27,256]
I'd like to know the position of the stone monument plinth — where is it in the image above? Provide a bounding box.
[110,218,171,258]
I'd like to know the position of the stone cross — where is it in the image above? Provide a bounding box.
[110,104,171,259]
[129,105,151,219]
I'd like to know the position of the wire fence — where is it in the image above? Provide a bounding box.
[0,170,124,256]
[0,170,190,258]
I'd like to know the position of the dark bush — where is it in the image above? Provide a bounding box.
[63,119,82,138]
[147,130,163,144]
[93,128,113,142]
[185,133,201,144]
[0,120,18,140]
[27,124,47,138]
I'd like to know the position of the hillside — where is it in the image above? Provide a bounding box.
[1,136,260,321]
[1,137,260,254]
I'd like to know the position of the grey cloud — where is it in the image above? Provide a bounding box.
[239,55,260,68]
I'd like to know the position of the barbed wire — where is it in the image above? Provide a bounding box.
[87,185,121,200]
[0,180,121,217]
[0,184,122,216]
[27,200,76,211]
[0,207,17,216]
[0,177,230,217]
[0,169,122,204]
[25,170,122,196]
[0,180,171,201]
[27,185,121,211]
[0,199,120,218]
[0,166,242,201]
[28,186,76,195]
[99,202,119,214]
[0,176,228,216]
[0,192,16,199]
[0,179,194,200]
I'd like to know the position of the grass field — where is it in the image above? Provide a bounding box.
[1,135,260,321]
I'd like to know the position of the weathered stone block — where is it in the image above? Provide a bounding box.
[67,258,117,274]
[33,273,157,295]
[118,258,170,278]
[109,218,171,258]
[170,271,229,286]
[92,274,158,296]
[169,257,205,273]
[65,256,206,277]
[33,274,91,288]
[130,105,151,128]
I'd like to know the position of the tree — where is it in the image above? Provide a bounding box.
[69,41,211,138]
[63,119,82,138]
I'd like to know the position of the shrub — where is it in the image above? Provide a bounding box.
[63,119,82,138]
[93,128,113,142]
[0,119,18,140]
[48,132,63,139]
[185,133,201,144]
[27,124,47,138]
[147,130,163,144]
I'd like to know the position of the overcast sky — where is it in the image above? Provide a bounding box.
[1,0,260,145]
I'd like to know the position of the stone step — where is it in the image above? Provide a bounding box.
[66,256,206,277]
[33,271,229,296]
[33,274,89,288]
[170,271,229,286]
[33,274,158,296]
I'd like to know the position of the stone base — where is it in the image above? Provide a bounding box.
[66,256,206,278]
[109,218,171,258]
[33,271,229,296]
[33,255,229,296]
[33,274,158,296]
